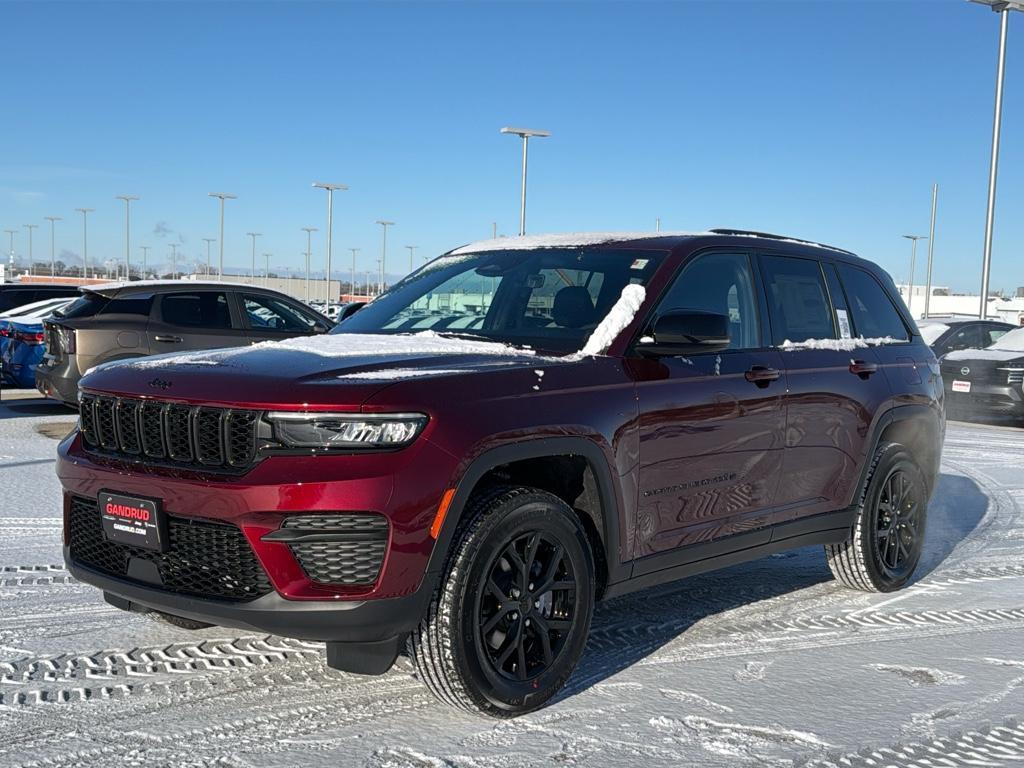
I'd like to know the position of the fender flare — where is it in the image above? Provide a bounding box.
[422,436,629,593]
[853,403,943,504]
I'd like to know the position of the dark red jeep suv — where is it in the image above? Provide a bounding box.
[58,230,944,716]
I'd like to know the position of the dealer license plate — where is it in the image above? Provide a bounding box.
[99,491,165,552]
[951,380,971,394]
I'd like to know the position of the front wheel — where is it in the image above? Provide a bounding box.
[826,442,928,592]
[408,486,595,717]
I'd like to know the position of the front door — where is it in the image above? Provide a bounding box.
[633,250,787,562]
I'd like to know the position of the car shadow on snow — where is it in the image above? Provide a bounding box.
[0,398,74,420]
[560,471,988,700]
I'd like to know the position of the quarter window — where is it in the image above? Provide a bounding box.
[836,265,909,342]
[654,251,760,350]
[760,255,835,345]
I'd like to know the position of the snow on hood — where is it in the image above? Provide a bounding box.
[944,348,1024,362]
[990,326,1024,351]
[449,231,712,255]
[780,336,904,352]
[577,284,646,357]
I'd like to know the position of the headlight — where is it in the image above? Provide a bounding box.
[265,412,427,449]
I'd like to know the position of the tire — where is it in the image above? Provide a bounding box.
[408,485,595,717]
[825,442,928,593]
[148,611,214,630]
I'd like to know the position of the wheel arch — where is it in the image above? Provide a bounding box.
[857,404,943,503]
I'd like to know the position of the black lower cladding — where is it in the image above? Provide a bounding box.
[68,496,272,601]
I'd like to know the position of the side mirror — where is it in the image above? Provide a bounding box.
[313,322,330,334]
[338,302,366,322]
[638,310,731,356]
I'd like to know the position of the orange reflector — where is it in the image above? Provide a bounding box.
[430,488,456,539]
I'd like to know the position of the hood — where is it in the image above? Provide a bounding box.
[943,348,1024,363]
[79,331,549,409]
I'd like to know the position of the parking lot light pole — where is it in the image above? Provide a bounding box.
[405,245,417,273]
[246,232,261,283]
[44,216,62,277]
[375,220,394,294]
[924,184,939,318]
[169,243,179,279]
[500,126,551,236]
[970,0,1024,317]
[348,248,359,298]
[902,235,928,315]
[201,238,215,277]
[263,253,271,286]
[4,229,16,274]
[208,192,236,281]
[75,208,94,279]
[23,224,37,275]
[313,182,348,305]
[140,245,150,276]
[301,227,317,302]
[115,195,139,280]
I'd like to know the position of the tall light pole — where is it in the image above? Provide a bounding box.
[169,243,179,279]
[23,224,37,275]
[349,247,359,298]
[313,182,348,305]
[75,208,94,279]
[5,229,17,275]
[375,220,394,294]
[405,245,418,273]
[202,238,215,277]
[246,232,261,283]
[140,245,150,276]
[924,184,939,319]
[970,1,1024,317]
[500,126,551,236]
[208,192,236,280]
[115,194,139,280]
[902,234,928,315]
[263,253,271,286]
[301,226,317,302]
[44,216,62,277]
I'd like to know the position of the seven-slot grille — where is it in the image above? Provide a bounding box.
[79,394,259,470]
[67,496,272,601]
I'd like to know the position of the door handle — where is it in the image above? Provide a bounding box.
[849,360,878,379]
[744,366,781,387]
[153,334,182,343]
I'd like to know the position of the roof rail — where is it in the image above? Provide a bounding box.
[708,228,855,256]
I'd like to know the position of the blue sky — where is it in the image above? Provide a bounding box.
[2,0,1022,293]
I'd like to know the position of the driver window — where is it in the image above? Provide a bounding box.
[242,294,314,332]
[654,251,760,350]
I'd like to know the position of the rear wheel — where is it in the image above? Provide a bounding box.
[409,486,595,717]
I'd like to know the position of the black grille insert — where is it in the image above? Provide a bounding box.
[68,496,272,601]
[278,514,388,586]
[79,394,260,472]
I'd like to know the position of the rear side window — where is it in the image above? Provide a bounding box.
[760,255,835,345]
[161,292,232,329]
[55,294,105,319]
[101,295,154,316]
[836,265,909,341]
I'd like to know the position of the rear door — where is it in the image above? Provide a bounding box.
[238,292,327,343]
[633,249,787,561]
[147,290,244,353]
[759,253,892,521]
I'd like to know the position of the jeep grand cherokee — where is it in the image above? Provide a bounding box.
[58,230,944,716]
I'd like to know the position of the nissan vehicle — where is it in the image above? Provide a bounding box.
[941,325,1024,423]
[58,231,944,716]
[36,280,334,405]
[918,317,1014,358]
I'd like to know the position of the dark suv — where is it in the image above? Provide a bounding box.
[58,231,944,716]
[36,281,333,405]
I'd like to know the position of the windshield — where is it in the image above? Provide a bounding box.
[992,326,1024,351]
[335,247,666,353]
[918,322,949,345]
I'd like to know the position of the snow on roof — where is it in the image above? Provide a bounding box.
[85,279,270,293]
[449,231,714,255]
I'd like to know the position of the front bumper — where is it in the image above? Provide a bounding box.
[944,381,1024,419]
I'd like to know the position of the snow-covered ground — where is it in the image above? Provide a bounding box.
[2,395,1023,767]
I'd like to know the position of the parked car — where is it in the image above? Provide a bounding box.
[0,282,80,315]
[918,317,1014,358]
[59,230,943,716]
[0,297,76,386]
[36,280,335,405]
[940,325,1024,423]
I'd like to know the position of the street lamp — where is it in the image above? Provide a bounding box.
[924,184,939,318]
[202,238,216,277]
[44,216,62,277]
[349,247,360,299]
[375,220,394,294]
[115,195,139,280]
[405,245,418,273]
[208,192,236,280]
[301,227,317,303]
[169,243,179,279]
[902,234,928,315]
[969,0,1024,317]
[75,208,94,279]
[140,245,150,276]
[246,232,261,282]
[23,224,37,275]
[313,182,348,305]
[500,126,551,236]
